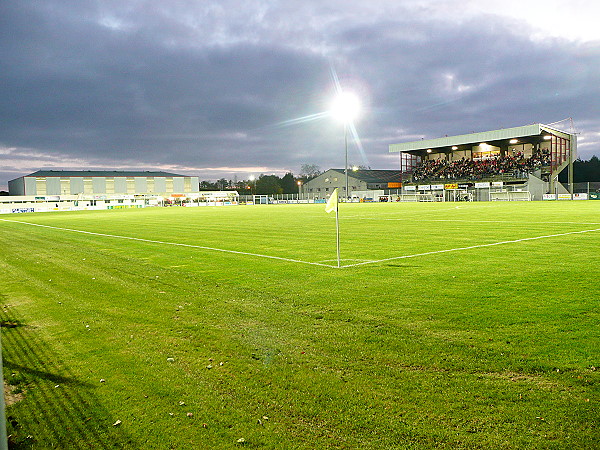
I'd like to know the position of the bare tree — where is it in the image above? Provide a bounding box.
[299,164,322,180]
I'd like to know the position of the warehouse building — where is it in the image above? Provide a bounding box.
[302,169,403,200]
[8,170,199,196]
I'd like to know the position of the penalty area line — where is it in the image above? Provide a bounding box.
[0,218,336,268]
[341,227,600,268]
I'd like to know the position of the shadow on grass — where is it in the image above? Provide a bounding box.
[384,263,421,268]
[2,306,131,449]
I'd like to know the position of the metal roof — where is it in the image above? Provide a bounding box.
[328,169,403,183]
[22,170,186,178]
[389,123,574,154]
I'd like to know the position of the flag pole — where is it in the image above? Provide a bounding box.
[335,204,341,268]
[325,188,341,268]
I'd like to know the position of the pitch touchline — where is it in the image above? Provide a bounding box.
[341,227,600,268]
[0,219,334,268]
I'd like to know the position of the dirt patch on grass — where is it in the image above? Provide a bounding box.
[483,371,559,389]
[4,382,24,406]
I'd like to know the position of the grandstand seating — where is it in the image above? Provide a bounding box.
[412,150,551,182]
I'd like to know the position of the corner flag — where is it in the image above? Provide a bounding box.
[325,188,338,213]
[325,188,341,267]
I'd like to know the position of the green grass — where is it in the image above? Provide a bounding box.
[1,201,599,449]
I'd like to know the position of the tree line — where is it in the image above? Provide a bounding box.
[559,155,600,183]
[198,164,323,195]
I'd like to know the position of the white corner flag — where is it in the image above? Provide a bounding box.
[325,188,341,267]
[325,188,338,213]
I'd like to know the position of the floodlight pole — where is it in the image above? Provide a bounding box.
[344,122,349,202]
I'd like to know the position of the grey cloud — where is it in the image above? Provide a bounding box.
[1,1,598,190]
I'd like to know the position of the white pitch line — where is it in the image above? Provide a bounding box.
[0,219,335,268]
[4,218,599,270]
[349,216,600,225]
[341,227,600,268]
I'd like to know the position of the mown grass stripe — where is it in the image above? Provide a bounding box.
[342,227,600,268]
[0,218,335,268]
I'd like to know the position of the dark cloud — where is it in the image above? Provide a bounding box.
[1,1,599,189]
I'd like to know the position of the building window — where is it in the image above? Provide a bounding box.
[184,178,191,192]
[166,178,174,193]
[126,178,135,194]
[60,178,70,195]
[36,178,46,195]
[106,178,115,194]
[147,177,155,193]
[83,178,93,194]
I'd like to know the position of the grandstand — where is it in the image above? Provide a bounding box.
[389,123,576,201]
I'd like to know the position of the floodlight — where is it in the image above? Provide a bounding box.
[543,135,552,140]
[331,92,360,123]
[510,139,519,144]
[331,91,361,202]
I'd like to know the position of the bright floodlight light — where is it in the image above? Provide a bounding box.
[331,92,360,123]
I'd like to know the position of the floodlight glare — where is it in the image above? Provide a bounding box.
[331,92,360,123]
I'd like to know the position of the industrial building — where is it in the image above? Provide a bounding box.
[302,169,403,200]
[8,170,199,196]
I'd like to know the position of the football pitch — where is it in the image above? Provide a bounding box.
[1,201,598,448]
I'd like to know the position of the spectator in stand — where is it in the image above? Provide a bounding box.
[412,149,550,182]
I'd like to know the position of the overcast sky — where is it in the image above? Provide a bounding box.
[1,1,599,189]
